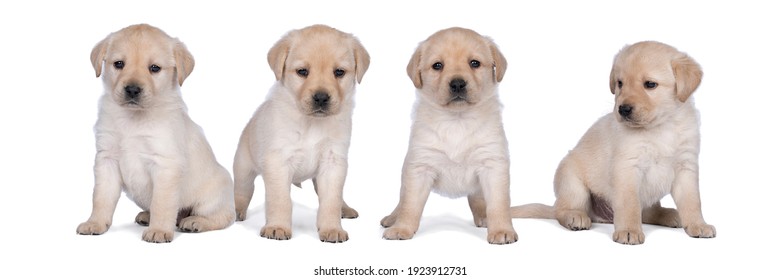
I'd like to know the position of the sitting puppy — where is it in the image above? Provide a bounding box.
[380,27,517,244]
[233,25,370,243]
[512,41,716,245]
[76,24,235,243]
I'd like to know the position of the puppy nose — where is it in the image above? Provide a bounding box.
[618,104,633,117]
[124,85,142,99]
[449,78,467,94]
[313,92,330,107]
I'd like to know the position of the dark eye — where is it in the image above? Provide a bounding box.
[470,60,480,68]
[113,61,124,69]
[297,68,309,77]
[432,62,443,71]
[617,80,623,89]
[149,64,161,73]
[334,69,345,78]
[644,81,657,89]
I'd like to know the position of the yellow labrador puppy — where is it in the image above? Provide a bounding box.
[380,27,517,244]
[512,41,716,245]
[76,24,235,243]
[233,25,369,243]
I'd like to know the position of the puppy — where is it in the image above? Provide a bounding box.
[380,27,517,244]
[233,25,369,243]
[76,24,235,243]
[512,41,716,245]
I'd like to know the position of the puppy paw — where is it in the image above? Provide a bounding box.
[557,210,592,231]
[684,223,716,238]
[178,216,207,233]
[135,211,150,226]
[643,207,681,228]
[260,225,292,240]
[380,215,397,228]
[236,209,247,222]
[342,206,359,219]
[383,227,415,240]
[319,228,349,243]
[76,221,109,235]
[142,228,174,243]
[473,217,487,228]
[487,228,518,245]
[612,229,645,245]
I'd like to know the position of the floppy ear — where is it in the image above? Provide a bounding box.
[352,39,371,84]
[174,41,195,86]
[406,46,423,89]
[488,39,507,83]
[671,53,702,102]
[267,36,291,81]
[609,66,617,95]
[90,36,109,78]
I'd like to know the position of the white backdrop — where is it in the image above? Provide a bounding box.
[1,0,778,279]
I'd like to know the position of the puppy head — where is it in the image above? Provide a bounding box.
[91,24,194,110]
[608,41,702,127]
[407,27,506,110]
[267,24,370,117]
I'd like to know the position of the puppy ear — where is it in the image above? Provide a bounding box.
[406,46,423,89]
[609,66,617,95]
[488,39,507,83]
[352,39,371,84]
[90,36,109,78]
[671,53,702,102]
[267,36,291,81]
[174,41,195,86]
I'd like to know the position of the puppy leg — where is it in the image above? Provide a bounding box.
[553,162,592,231]
[314,178,358,219]
[478,164,518,245]
[178,172,236,232]
[382,166,434,240]
[76,157,122,235]
[260,163,293,240]
[467,192,487,228]
[314,156,350,243]
[233,137,257,221]
[642,202,681,228]
[671,167,716,238]
[611,173,645,245]
[143,167,181,243]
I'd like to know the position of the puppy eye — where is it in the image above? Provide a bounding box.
[617,80,623,89]
[644,81,658,89]
[470,60,480,68]
[432,62,443,71]
[297,68,309,77]
[113,61,125,69]
[149,64,161,73]
[334,69,345,78]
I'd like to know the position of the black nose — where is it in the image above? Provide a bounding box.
[313,92,330,107]
[449,78,467,94]
[124,85,142,100]
[618,104,633,117]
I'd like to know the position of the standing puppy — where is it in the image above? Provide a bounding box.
[76,24,235,243]
[512,41,716,245]
[380,27,517,244]
[233,25,369,243]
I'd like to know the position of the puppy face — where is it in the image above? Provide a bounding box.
[609,41,702,127]
[268,25,370,117]
[91,24,194,110]
[407,27,506,110]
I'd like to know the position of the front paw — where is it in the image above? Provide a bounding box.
[684,223,716,238]
[613,229,645,245]
[319,228,349,243]
[76,221,110,235]
[260,225,292,240]
[383,227,415,240]
[142,228,174,243]
[341,206,359,219]
[487,228,518,245]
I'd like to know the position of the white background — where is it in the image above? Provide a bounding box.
[1,0,778,279]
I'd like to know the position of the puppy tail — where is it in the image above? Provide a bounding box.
[510,203,555,219]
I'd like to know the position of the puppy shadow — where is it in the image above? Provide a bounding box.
[237,202,320,240]
[415,214,484,241]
